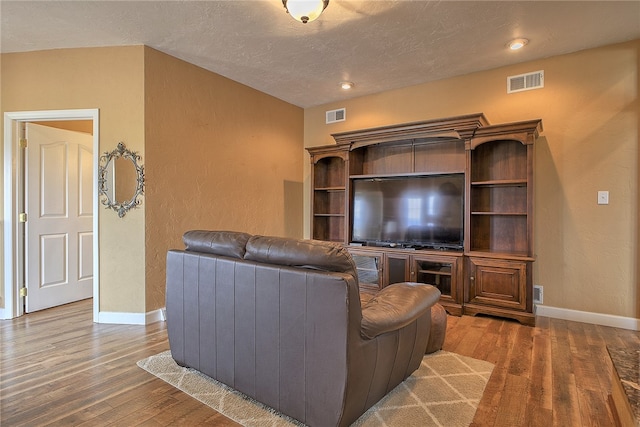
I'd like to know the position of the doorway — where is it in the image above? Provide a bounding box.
[2,109,100,321]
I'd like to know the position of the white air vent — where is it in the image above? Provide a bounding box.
[507,70,544,93]
[326,108,346,124]
[533,285,543,304]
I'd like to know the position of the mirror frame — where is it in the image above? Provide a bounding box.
[98,142,145,218]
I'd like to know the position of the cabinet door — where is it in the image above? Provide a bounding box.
[349,250,383,292]
[385,253,410,286]
[467,257,527,311]
[411,256,457,302]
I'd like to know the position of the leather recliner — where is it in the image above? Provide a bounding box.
[166,230,441,427]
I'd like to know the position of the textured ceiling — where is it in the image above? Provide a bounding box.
[1,1,639,108]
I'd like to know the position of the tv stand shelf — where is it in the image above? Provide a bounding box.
[307,113,542,325]
[347,245,465,316]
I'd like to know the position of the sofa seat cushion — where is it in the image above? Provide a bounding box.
[183,230,251,259]
[245,235,357,277]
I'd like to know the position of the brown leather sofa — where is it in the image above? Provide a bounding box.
[166,230,442,427]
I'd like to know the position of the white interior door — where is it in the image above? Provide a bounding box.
[26,123,93,312]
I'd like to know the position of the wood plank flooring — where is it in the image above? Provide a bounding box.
[1,299,638,426]
[0,300,238,426]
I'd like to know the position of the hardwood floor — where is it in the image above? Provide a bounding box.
[445,314,639,427]
[0,300,238,426]
[1,299,638,426]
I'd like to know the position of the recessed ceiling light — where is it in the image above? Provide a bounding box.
[340,81,354,90]
[508,38,529,50]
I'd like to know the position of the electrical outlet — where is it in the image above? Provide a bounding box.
[533,285,543,304]
[597,191,609,205]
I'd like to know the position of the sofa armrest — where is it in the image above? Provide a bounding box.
[360,283,441,340]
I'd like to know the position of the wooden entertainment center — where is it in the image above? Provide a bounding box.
[307,113,542,326]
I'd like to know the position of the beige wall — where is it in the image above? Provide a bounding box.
[143,47,304,311]
[1,46,304,316]
[1,46,146,313]
[3,41,636,321]
[304,40,640,319]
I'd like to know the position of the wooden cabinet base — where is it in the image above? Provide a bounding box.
[440,301,463,317]
[463,303,535,326]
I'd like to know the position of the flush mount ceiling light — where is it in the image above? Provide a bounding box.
[508,38,529,50]
[282,0,329,24]
[340,81,354,90]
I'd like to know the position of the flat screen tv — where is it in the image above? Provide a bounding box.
[351,173,464,250]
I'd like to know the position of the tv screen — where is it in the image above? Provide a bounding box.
[351,174,464,249]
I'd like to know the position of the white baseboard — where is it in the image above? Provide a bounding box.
[536,305,640,331]
[97,307,166,325]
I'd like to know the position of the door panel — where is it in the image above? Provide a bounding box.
[78,232,93,280]
[467,257,527,311]
[40,142,67,216]
[26,123,93,312]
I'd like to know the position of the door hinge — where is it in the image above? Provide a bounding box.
[18,212,27,223]
[19,138,27,149]
[19,287,28,297]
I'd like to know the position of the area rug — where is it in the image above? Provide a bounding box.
[137,350,493,427]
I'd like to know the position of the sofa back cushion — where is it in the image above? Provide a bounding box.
[245,235,357,277]
[183,230,251,259]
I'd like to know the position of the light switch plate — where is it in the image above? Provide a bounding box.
[597,191,609,205]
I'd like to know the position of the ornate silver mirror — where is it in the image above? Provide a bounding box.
[98,142,145,218]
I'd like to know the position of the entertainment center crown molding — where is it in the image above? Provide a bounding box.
[307,113,543,326]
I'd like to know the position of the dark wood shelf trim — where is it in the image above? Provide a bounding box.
[314,186,345,191]
[471,179,527,186]
[466,251,535,261]
[471,211,527,216]
[418,269,452,276]
[467,119,543,150]
[332,113,490,147]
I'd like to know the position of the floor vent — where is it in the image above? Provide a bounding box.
[533,285,543,304]
[326,108,346,124]
[507,70,544,93]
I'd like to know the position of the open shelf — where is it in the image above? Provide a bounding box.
[312,214,345,242]
[469,139,531,255]
[308,153,348,243]
[469,212,528,254]
[313,156,345,188]
[470,140,528,182]
[417,264,452,296]
[471,185,527,215]
[313,190,345,216]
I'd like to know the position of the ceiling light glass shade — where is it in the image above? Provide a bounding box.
[340,81,354,90]
[508,38,529,50]
[283,0,329,24]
